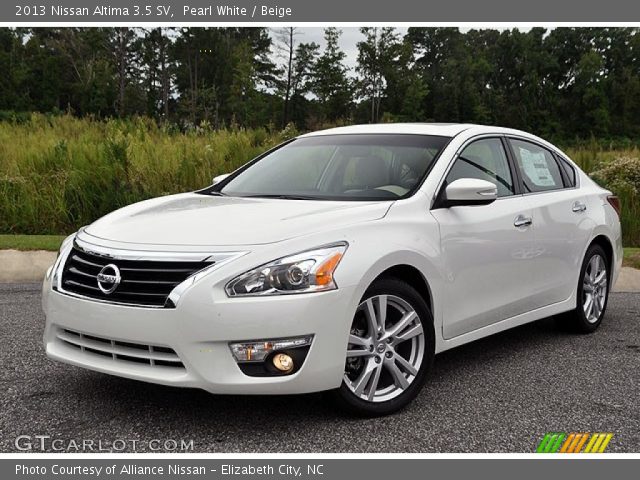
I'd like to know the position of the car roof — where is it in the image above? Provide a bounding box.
[297,123,565,155]
[299,123,478,138]
[298,123,552,143]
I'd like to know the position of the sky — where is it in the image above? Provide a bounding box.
[267,27,533,73]
[268,27,409,71]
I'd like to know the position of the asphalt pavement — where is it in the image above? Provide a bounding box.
[0,283,638,453]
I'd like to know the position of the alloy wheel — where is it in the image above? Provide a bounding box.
[344,294,425,402]
[582,254,608,324]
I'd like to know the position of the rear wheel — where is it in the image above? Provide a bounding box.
[556,244,610,333]
[330,277,434,416]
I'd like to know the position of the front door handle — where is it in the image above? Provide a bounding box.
[572,201,587,213]
[514,215,533,228]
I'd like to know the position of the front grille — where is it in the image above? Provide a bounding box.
[60,246,212,307]
[56,328,185,369]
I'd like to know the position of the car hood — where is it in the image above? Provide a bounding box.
[84,193,393,247]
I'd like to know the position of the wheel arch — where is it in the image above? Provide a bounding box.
[588,234,615,274]
[371,264,433,315]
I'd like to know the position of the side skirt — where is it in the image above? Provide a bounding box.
[434,295,576,354]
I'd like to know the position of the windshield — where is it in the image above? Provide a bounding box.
[209,134,450,201]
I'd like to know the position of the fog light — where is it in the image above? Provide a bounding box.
[272,353,294,372]
[229,335,313,363]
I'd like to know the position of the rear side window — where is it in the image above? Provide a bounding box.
[509,139,565,193]
[557,156,577,187]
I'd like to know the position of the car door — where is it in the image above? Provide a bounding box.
[431,137,539,339]
[506,137,593,306]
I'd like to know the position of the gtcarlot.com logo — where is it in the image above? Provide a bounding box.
[15,435,194,452]
[536,432,613,453]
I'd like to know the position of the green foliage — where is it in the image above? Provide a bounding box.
[1,113,638,247]
[0,114,296,234]
[557,153,639,246]
[399,27,640,139]
[311,28,353,122]
[2,27,640,245]
[591,157,640,195]
[589,157,640,246]
[2,27,640,136]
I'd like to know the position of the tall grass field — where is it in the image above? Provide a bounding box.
[1,114,639,247]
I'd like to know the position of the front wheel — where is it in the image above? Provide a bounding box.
[329,277,434,416]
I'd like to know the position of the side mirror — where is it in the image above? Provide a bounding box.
[212,173,230,186]
[443,178,498,207]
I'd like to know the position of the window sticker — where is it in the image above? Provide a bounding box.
[519,147,556,187]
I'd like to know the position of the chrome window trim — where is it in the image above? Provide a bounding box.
[52,233,248,309]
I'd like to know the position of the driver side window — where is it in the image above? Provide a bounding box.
[445,138,515,197]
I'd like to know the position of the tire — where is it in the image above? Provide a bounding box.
[329,277,435,417]
[556,244,610,333]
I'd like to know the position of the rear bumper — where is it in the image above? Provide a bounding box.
[42,272,356,395]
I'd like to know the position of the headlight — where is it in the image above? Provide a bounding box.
[50,232,76,285]
[225,243,348,297]
[57,233,76,258]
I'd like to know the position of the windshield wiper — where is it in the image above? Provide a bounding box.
[207,191,226,196]
[241,194,321,200]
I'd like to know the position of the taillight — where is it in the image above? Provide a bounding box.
[607,195,621,217]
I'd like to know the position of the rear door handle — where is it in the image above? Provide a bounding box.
[572,201,587,213]
[514,215,533,228]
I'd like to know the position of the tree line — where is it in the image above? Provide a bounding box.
[1,27,639,140]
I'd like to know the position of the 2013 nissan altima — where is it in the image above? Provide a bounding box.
[42,124,622,415]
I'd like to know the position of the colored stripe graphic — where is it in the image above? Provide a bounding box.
[591,433,606,453]
[536,433,553,453]
[559,433,575,453]
[536,433,565,453]
[583,433,599,453]
[573,433,590,453]
[562,433,588,453]
[561,433,583,453]
[597,433,614,453]
[550,433,565,453]
[537,433,613,453]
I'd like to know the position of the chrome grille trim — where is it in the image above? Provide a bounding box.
[74,233,231,262]
[59,246,213,307]
[53,236,247,308]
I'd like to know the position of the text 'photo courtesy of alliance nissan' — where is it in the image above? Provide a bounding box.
[42,123,622,416]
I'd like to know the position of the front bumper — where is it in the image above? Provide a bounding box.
[42,271,357,395]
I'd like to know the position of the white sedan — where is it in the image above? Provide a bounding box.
[42,123,622,416]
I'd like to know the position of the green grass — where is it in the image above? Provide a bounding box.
[624,247,640,270]
[564,146,640,175]
[1,233,639,268]
[0,114,296,235]
[0,235,638,270]
[0,234,65,251]
[0,114,639,246]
